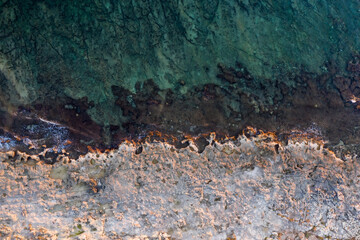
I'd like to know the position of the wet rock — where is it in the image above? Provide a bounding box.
[347,55,360,73]
[326,91,344,108]
[333,76,351,92]
[216,62,252,84]
[1,58,360,159]
[135,146,143,155]
[202,84,221,101]
[194,136,209,153]
[350,79,360,96]
[112,85,137,117]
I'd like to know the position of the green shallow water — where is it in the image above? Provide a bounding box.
[0,0,359,127]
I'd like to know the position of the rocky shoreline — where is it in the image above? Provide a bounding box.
[1,56,359,161]
[0,132,359,239]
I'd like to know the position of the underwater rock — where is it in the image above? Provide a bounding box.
[0,0,358,160]
[0,0,359,127]
[333,75,351,92]
[1,58,360,160]
[347,55,360,74]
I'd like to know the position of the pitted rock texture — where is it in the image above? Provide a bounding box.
[0,135,359,239]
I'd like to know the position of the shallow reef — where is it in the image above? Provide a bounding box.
[0,55,359,160]
[0,0,359,137]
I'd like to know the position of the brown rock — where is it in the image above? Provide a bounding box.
[347,55,360,73]
[341,88,353,100]
[333,76,351,91]
[327,91,344,108]
[350,79,360,96]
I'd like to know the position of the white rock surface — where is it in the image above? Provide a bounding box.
[0,135,359,239]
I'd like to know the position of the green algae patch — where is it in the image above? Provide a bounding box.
[49,166,68,180]
[68,224,84,238]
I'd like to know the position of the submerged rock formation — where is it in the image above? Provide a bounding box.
[0,0,359,128]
